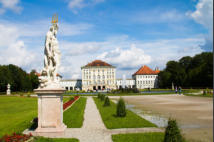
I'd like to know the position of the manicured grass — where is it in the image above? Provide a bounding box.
[63,97,70,103]
[34,137,79,142]
[93,97,156,129]
[112,132,164,142]
[0,96,37,137]
[63,97,87,128]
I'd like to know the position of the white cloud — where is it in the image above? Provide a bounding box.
[59,23,93,36]
[0,0,22,14]
[0,24,38,69]
[132,9,185,24]
[0,19,93,37]
[189,0,213,31]
[61,41,101,56]
[187,0,213,51]
[97,44,151,69]
[69,0,85,9]
[57,35,204,79]
[67,0,105,13]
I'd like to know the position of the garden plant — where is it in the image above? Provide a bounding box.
[164,119,185,142]
[103,96,110,107]
[116,98,126,117]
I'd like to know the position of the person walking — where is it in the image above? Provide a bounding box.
[178,86,182,95]
[175,86,177,94]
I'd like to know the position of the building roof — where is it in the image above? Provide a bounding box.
[133,65,160,75]
[83,60,115,68]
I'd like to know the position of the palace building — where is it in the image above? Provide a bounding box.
[59,60,160,91]
[132,65,160,89]
[81,60,116,91]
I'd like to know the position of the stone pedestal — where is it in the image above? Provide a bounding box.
[34,87,67,133]
[7,89,11,95]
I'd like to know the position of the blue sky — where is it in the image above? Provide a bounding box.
[0,0,213,79]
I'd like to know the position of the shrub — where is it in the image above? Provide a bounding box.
[19,93,23,97]
[164,119,184,142]
[100,94,105,101]
[29,117,38,130]
[103,96,110,107]
[111,88,139,94]
[69,97,75,101]
[97,93,101,99]
[116,98,126,117]
[203,90,207,96]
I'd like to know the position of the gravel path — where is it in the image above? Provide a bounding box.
[24,97,163,142]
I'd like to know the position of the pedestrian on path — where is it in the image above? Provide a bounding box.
[178,86,182,95]
[175,86,177,94]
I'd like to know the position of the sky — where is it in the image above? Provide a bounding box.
[0,0,213,79]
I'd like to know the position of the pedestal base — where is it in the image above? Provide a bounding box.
[35,123,67,133]
[34,87,66,133]
[7,90,11,95]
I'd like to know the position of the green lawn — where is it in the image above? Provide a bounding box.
[0,96,37,137]
[63,97,87,128]
[33,137,79,142]
[112,132,164,142]
[63,97,70,103]
[93,97,156,129]
[0,96,81,138]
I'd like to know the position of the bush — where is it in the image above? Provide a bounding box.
[69,97,75,101]
[164,119,184,142]
[100,94,105,101]
[116,98,126,117]
[97,93,101,99]
[103,96,110,107]
[111,88,140,94]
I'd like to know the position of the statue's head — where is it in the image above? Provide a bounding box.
[50,26,53,32]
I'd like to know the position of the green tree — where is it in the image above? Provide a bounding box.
[103,96,110,107]
[164,119,184,142]
[116,98,126,117]
[158,52,213,88]
[0,64,39,92]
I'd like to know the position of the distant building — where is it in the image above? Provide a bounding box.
[116,79,135,89]
[60,79,82,91]
[132,65,160,89]
[81,60,116,91]
[55,61,160,91]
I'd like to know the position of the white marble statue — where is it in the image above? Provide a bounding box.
[39,17,61,88]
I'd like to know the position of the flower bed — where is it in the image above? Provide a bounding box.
[63,96,79,110]
[0,133,32,142]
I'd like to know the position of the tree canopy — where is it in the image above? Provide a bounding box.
[158,52,213,88]
[0,64,39,92]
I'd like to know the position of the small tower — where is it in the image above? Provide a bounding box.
[155,67,160,71]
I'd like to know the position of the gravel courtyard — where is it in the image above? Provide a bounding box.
[110,95,213,142]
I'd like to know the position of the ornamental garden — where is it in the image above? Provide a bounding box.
[0,89,213,142]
